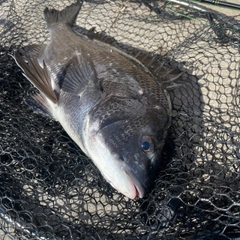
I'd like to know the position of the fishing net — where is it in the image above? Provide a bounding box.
[0,0,240,239]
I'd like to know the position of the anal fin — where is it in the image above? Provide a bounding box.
[25,93,54,119]
[14,49,58,104]
[18,44,43,60]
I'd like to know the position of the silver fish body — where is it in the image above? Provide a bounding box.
[14,2,171,199]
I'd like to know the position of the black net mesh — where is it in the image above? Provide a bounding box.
[1,0,240,239]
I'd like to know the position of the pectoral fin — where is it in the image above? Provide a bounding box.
[61,51,98,95]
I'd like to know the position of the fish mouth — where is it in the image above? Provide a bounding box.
[122,162,145,199]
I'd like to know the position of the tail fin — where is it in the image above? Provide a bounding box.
[44,2,82,28]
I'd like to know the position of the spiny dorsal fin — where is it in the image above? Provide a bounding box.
[61,51,97,95]
[14,50,58,104]
[44,2,82,28]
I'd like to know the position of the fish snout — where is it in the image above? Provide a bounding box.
[122,161,150,199]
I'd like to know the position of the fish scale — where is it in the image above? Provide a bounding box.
[14,2,172,199]
[90,97,146,125]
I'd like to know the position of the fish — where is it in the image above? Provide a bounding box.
[14,2,172,199]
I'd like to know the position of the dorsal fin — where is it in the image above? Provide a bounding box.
[14,50,58,104]
[44,2,82,28]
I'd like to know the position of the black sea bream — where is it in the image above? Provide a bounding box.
[14,2,171,199]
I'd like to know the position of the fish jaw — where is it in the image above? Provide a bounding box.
[86,138,143,199]
[122,162,146,198]
[83,119,145,199]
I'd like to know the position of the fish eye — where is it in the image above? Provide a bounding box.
[141,141,151,152]
[141,136,154,154]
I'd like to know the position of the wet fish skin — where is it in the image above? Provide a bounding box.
[14,2,171,199]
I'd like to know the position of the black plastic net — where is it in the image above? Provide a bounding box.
[1,0,240,239]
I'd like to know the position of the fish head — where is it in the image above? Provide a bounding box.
[86,104,170,199]
[122,112,169,195]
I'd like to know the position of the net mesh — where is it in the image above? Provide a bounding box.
[1,0,240,239]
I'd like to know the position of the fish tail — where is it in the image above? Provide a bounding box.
[44,1,82,28]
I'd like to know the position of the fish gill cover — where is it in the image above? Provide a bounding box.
[0,0,239,239]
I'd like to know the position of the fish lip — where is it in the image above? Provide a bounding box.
[122,162,145,199]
